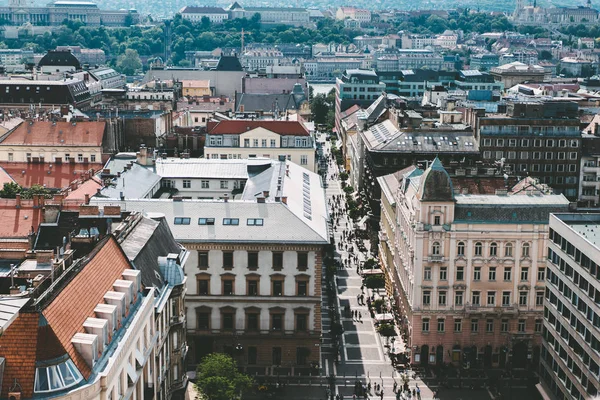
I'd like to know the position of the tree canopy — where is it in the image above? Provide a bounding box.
[196,353,252,400]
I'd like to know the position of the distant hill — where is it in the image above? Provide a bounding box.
[0,0,594,19]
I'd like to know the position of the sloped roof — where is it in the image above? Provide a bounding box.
[2,162,102,190]
[207,120,310,136]
[99,163,161,199]
[0,121,105,147]
[235,93,304,113]
[38,50,81,68]
[41,236,134,379]
[417,157,454,202]
[180,6,227,13]
[215,55,243,71]
[120,217,182,288]
[155,158,249,179]
[0,311,39,398]
[0,201,42,239]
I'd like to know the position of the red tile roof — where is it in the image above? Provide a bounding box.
[0,236,134,397]
[0,200,41,239]
[0,121,106,147]
[0,311,39,398]
[207,120,310,136]
[1,162,102,189]
[65,176,102,200]
[42,236,134,379]
[0,166,15,187]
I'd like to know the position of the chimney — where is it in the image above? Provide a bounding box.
[223,193,229,202]
[281,196,288,204]
[32,194,39,208]
[15,193,21,208]
[84,193,90,204]
[263,190,269,198]
[39,195,45,208]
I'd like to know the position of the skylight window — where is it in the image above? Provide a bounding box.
[174,217,191,225]
[198,218,215,225]
[34,358,83,393]
[223,218,239,226]
[247,218,264,226]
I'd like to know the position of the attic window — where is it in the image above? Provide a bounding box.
[34,358,83,393]
[198,218,215,225]
[174,217,191,225]
[223,218,239,226]
[247,218,264,226]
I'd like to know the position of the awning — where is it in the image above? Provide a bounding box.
[375,313,394,323]
[357,215,369,229]
[362,268,383,276]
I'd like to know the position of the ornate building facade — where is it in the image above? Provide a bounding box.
[378,158,571,369]
[0,0,139,27]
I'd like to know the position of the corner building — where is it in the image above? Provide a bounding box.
[92,160,329,374]
[378,158,570,368]
[540,213,600,400]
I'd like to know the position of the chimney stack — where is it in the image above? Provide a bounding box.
[15,193,21,208]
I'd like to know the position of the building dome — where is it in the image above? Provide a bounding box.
[417,157,454,201]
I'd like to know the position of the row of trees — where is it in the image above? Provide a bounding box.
[0,10,595,74]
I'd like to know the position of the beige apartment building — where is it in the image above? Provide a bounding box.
[204,120,316,172]
[378,158,570,368]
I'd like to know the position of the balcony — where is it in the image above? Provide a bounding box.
[428,255,444,263]
[582,165,600,174]
[581,180,600,187]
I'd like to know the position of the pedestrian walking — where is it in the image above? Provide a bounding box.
[393,382,397,393]
[380,390,384,400]
[358,312,362,322]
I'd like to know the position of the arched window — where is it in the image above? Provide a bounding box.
[505,243,513,257]
[432,242,441,255]
[522,243,530,257]
[474,242,482,256]
[457,242,465,256]
[490,243,498,257]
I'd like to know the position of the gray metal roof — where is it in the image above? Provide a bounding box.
[155,158,249,179]
[100,163,161,199]
[91,161,328,244]
[92,199,328,244]
[361,120,479,154]
[120,216,183,288]
[0,297,29,332]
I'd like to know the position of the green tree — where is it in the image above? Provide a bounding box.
[365,275,385,289]
[22,184,51,199]
[116,48,142,75]
[0,182,22,198]
[196,353,252,400]
[310,94,330,125]
[539,50,553,61]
